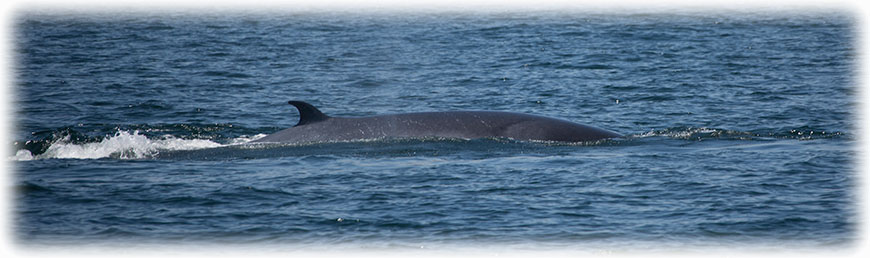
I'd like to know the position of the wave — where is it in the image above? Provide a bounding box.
[632,127,846,141]
[11,130,265,161]
[635,127,748,140]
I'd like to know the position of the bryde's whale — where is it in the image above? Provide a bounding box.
[252,101,621,144]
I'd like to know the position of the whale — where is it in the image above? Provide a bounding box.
[251,101,621,144]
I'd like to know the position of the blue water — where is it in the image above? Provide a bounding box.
[11,10,855,252]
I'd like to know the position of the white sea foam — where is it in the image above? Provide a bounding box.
[12,149,34,161]
[227,133,267,145]
[10,130,246,160]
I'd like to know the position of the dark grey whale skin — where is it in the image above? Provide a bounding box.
[251,101,622,144]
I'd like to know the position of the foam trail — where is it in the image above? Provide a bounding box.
[14,130,228,160]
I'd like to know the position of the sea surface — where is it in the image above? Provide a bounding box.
[10,9,856,253]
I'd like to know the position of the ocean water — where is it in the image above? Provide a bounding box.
[10,10,856,253]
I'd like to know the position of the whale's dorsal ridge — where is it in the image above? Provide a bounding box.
[252,102,622,143]
[288,101,330,126]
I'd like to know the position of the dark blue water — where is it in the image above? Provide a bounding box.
[11,10,855,252]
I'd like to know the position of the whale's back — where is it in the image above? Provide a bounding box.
[253,105,620,144]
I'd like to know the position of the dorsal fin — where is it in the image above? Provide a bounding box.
[288,101,330,126]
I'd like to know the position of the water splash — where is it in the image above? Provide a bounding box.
[12,130,227,160]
